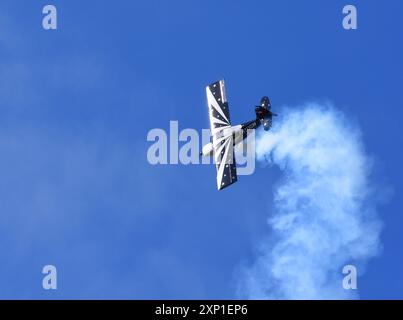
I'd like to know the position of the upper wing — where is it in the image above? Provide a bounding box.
[206,80,238,190]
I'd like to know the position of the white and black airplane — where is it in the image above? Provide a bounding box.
[201,79,277,190]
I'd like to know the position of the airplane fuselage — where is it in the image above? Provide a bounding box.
[201,118,261,157]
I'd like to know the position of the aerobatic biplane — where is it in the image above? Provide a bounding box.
[201,80,277,190]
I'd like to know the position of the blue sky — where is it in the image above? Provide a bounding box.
[0,0,402,299]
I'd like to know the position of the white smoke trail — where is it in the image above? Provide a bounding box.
[238,103,382,299]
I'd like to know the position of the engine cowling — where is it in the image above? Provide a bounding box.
[201,142,214,156]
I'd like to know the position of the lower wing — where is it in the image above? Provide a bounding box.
[206,80,238,190]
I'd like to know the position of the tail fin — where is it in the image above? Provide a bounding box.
[260,96,271,109]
